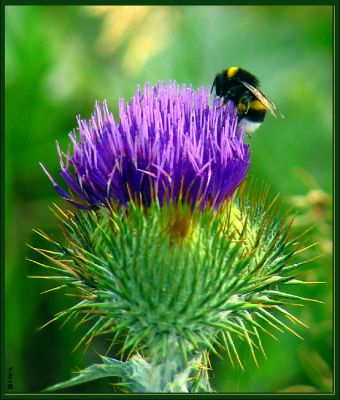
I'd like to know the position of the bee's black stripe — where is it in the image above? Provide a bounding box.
[232,68,259,87]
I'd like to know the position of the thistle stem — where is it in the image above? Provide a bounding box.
[127,336,209,392]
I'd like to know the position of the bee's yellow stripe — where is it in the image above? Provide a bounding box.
[227,67,239,79]
[237,99,266,115]
[249,100,266,111]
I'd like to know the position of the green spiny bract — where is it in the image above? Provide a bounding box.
[31,185,315,392]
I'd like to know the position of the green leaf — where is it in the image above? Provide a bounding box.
[45,357,128,392]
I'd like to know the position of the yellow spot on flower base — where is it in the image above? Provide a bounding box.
[221,203,258,252]
[166,211,192,242]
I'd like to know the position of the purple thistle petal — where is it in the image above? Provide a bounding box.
[42,82,250,210]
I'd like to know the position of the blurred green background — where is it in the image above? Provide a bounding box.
[5,5,333,393]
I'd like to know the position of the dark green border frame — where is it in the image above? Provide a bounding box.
[1,0,337,5]
[1,2,338,400]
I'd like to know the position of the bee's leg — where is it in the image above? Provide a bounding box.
[239,95,250,114]
[216,91,237,110]
[217,96,228,109]
[245,101,250,114]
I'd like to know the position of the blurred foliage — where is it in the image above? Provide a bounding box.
[5,5,332,393]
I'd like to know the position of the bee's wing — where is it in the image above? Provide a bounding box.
[239,80,284,118]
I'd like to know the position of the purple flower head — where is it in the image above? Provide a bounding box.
[42,82,250,210]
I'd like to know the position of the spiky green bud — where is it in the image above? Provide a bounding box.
[31,183,316,392]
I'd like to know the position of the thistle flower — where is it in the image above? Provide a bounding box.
[41,82,250,209]
[32,82,316,393]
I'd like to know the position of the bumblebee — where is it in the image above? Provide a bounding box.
[211,67,283,133]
